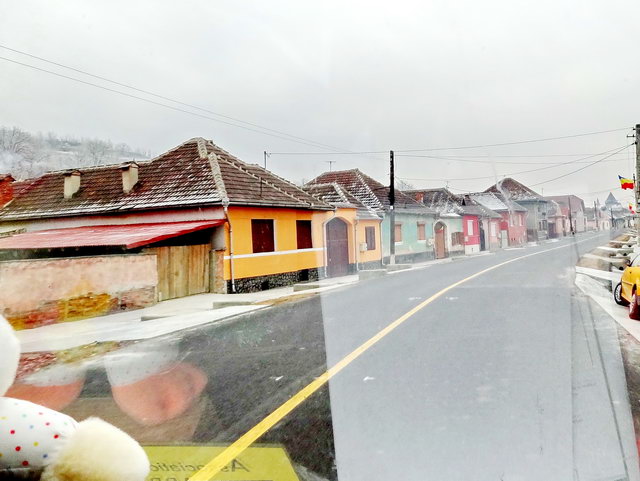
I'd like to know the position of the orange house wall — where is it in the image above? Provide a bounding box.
[223,207,383,281]
[223,207,328,280]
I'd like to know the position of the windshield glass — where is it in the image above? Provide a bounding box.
[1,2,640,481]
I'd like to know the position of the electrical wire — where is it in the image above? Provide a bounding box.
[530,144,633,187]
[394,152,628,165]
[395,145,629,182]
[0,45,359,154]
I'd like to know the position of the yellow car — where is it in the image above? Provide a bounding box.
[615,255,640,319]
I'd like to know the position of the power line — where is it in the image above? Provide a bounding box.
[530,144,633,187]
[393,128,631,152]
[0,44,357,154]
[395,151,630,165]
[396,145,628,182]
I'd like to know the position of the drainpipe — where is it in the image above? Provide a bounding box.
[354,217,360,272]
[223,203,236,293]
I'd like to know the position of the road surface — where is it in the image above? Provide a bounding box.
[78,231,639,480]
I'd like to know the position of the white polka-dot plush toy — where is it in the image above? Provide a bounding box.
[0,315,150,481]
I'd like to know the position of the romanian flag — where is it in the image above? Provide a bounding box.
[629,203,636,214]
[619,175,634,190]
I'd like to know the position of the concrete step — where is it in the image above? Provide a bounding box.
[385,264,411,272]
[212,300,255,309]
[358,269,387,280]
[293,282,322,292]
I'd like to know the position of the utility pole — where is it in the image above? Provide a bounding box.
[611,208,614,230]
[568,196,574,235]
[389,150,395,265]
[594,200,599,231]
[635,124,640,239]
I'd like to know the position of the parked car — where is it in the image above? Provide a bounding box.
[614,255,640,318]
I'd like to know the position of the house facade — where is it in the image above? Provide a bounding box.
[407,188,502,257]
[470,192,527,246]
[0,138,342,328]
[545,195,586,233]
[485,178,549,242]
[307,169,437,264]
[303,182,383,273]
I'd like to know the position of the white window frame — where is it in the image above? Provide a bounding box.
[467,219,474,236]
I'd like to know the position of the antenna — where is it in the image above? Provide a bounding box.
[325,160,336,171]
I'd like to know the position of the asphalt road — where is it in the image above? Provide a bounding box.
[81,230,640,480]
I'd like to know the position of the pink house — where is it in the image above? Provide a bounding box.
[462,214,481,254]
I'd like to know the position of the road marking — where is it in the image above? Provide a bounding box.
[189,233,604,481]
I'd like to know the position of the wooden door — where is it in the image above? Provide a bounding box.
[435,224,446,259]
[152,244,210,301]
[326,218,349,277]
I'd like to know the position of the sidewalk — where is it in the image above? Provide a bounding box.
[16,238,561,353]
[17,274,359,352]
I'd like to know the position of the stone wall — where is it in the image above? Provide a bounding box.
[0,255,158,330]
[228,268,321,293]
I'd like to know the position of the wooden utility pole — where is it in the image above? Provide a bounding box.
[635,124,640,238]
[594,200,599,231]
[389,150,395,265]
[568,196,574,235]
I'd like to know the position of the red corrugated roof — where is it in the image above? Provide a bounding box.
[0,220,225,250]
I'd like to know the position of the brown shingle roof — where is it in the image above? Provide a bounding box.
[307,169,427,212]
[0,138,331,220]
[303,183,381,220]
[484,177,544,201]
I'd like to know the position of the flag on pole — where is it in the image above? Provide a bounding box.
[619,175,634,190]
[629,202,636,214]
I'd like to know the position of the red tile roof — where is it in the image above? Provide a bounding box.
[0,220,225,249]
[0,138,331,221]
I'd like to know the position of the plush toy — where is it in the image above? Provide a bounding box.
[0,315,150,480]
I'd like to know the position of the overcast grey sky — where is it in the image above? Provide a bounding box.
[0,0,638,205]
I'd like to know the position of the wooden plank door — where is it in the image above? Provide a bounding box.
[435,224,446,259]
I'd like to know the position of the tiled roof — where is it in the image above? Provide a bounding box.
[406,188,464,215]
[470,192,527,213]
[544,195,586,213]
[307,169,427,213]
[0,138,331,220]
[302,183,381,220]
[484,177,544,201]
[459,195,502,219]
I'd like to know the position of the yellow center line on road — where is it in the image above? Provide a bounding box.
[189,233,604,481]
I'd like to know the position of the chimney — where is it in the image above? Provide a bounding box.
[121,162,139,194]
[63,170,81,199]
[415,192,424,203]
[0,175,15,207]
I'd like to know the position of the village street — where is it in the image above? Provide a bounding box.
[90,229,635,481]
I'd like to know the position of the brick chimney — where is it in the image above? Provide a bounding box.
[63,170,81,199]
[0,175,15,207]
[121,162,139,194]
[415,192,424,203]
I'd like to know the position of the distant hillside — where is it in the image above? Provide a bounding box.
[0,126,152,180]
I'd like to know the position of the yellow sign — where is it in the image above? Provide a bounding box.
[143,445,300,481]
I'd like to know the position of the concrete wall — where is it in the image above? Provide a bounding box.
[0,254,157,330]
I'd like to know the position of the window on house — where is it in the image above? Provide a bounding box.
[251,219,275,253]
[451,231,464,246]
[510,216,514,226]
[395,223,402,242]
[296,220,313,249]
[490,222,497,237]
[467,219,474,235]
[365,226,376,250]
[417,223,426,241]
